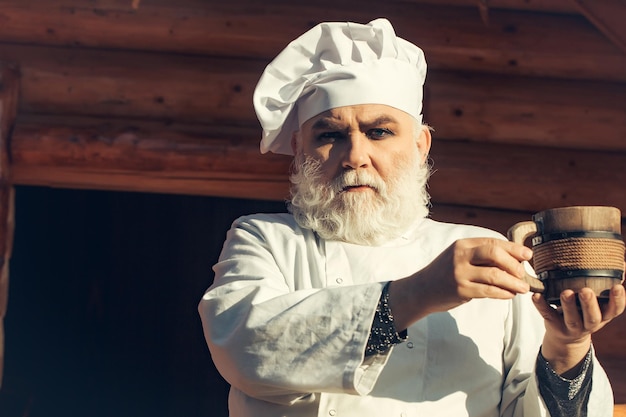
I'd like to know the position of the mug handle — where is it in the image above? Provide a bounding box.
[507,221,545,293]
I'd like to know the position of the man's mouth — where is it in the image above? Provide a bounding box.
[342,184,374,192]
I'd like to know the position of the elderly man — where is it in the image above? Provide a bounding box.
[199,19,624,417]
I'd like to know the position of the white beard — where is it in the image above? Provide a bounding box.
[288,149,431,246]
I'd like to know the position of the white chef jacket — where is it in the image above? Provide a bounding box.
[199,214,614,417]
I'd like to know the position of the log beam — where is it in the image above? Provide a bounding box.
[425,71,626,151]
[10,117,293,201]
[427,139,626,213]
[0,44,623,152]
[399,0,577,14]
[0,62,18,388]
[9,116,626,217]
[571,0,626,55]
[0,0,623,82]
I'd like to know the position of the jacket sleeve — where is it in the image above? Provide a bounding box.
[198,216,386,405]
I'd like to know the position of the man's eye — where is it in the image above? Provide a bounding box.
[316,132,343,143]
[368,128,393,139]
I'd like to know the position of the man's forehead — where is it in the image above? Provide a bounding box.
[304,104,409,129]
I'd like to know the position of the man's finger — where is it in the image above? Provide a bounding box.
[601,284,626,321]
[577,288,602,331]
[470,241,532,281]
[560,290,583,332]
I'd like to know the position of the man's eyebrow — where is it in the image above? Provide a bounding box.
[310,115,399,130]
[310,118,346,130]
[362,115,399,127]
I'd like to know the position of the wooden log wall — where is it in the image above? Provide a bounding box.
[0,63,17,389]
[0,0,625,409]
[0,0,623,221]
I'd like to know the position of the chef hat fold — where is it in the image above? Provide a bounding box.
[253,18,427,155]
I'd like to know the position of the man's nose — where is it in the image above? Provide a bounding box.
[341,134,371,170]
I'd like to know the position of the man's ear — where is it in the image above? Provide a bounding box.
[417,126,432,164]
[291,131,299,155]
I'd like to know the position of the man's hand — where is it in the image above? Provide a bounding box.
[532,284,626,377]
[389,238,532,331]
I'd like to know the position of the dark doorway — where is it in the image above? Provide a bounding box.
[1,186,287,417]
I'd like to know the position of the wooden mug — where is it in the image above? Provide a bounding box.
[507,206,625,304]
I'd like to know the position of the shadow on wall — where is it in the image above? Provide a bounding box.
[0,186,287,417]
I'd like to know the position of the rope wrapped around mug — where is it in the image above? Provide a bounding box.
[532,231,625,280]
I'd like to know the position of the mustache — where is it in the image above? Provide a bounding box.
[332,170,387,193]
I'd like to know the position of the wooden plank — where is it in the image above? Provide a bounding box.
[571,0,626,55]
[426,71,626,150]
[13,168,291,201]
[8,118,281,175]
[9,117,292,200]
[0,0,623,82]
[0,43,263,126]
[0,45,623,151]
[398,0,577,13]
[399,7,626,83]
[0,62,18,388]
[8,116,626,216]
[428,139,626,214]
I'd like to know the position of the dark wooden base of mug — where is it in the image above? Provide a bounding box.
[543,277,622,305]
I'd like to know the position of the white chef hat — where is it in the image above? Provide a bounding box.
[253,18,427,155]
